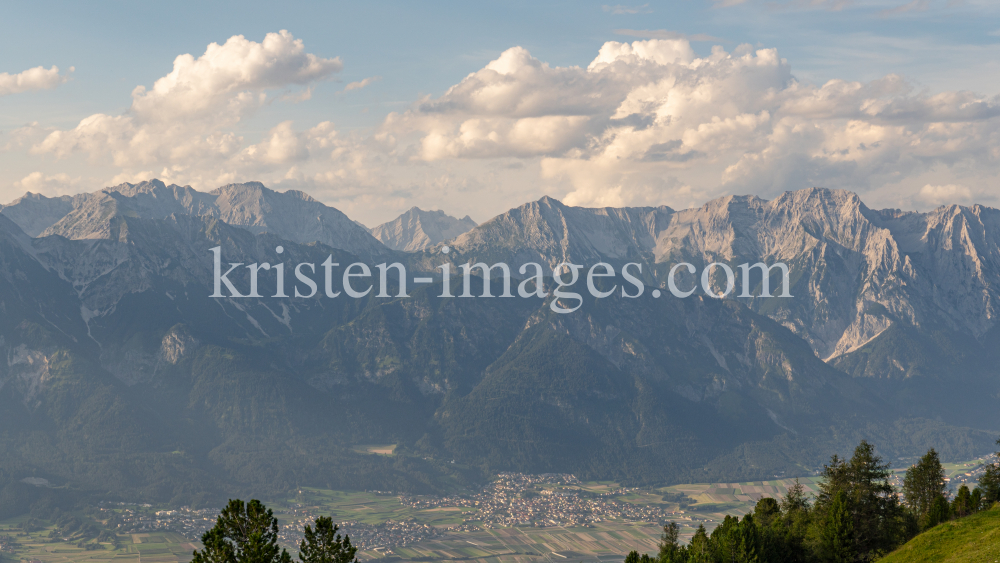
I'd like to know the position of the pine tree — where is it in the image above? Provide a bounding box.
[753,497,780,528]
[982,466,1000,505]
[780,479,810,514]
[773,479,811,563]
[811,441,905,559]
[735,513,761,563]
[709,515,739,562]
[980,437,1000,506]
[298,517,358,563]
[951,484,972,518]
[970,487,983,512]
[657,521,681,563]
[815,455,848,510]
[925,494,950,528]
[687,524,711,563]
[192,499,291,563]
[819,491,854,563]
[902,448,946,528]
[849,441,904,554]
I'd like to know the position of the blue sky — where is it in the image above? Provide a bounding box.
[3,0,1000,224]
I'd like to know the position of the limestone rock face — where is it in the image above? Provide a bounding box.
[447,189,1000,361]
[3,179,387,258]
[207,182,387,257]
[650,189,1000,360]
[371,207,477,251]
[447,195,675,267]
[5,182,999,363]
[0,192,78,237]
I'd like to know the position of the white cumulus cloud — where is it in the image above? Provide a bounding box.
[384,38,1000,210]
[32,30,342,177]
[0,65,72,96]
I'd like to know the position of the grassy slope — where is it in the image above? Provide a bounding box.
[880,504,1000,563]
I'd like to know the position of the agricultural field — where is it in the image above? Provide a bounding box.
[0,522,194,563]
[376,522,665,562]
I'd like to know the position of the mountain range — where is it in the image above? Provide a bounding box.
[0,179,997,514]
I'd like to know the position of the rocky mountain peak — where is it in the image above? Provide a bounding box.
[0,192,77,237]
[207,182,386,256]
[103,178,169,197]
[283,189,319,203]
[4,179,387,258]
[210,181,268,195]
[371,206,478,251]
[447,196,675,268]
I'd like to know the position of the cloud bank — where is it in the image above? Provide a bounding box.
[10,32,1000,223]
[384,38,1000,211]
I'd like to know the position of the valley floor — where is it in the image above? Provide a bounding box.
[0,453,992,563]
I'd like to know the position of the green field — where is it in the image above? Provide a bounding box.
[375,522,665,562]
[0,524,196,563]
[279,488,473,527]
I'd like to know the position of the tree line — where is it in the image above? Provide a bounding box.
[626,437,1000,563]
[190,499,358,563]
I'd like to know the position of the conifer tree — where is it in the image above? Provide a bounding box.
[902,448,946,528]
[819,491,854,563]
[753,497,780,528]
[192,499,291,563]
[298,517,358,563]
[735,513,762,563]
[657,521,681,563]
[623,550,651,563]
[970,487,983,512]
[687,524,711,563]
[951,484,972,518]
[980,437,1000,506]
[925,494,950,528]
[781,479,810,514]
[811,441,905,558]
